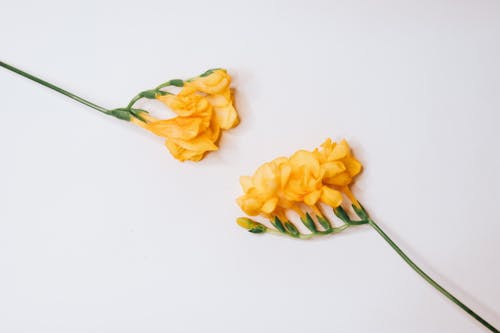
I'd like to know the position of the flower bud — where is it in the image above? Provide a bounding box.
[272,216,287,234]
[333,206,351,223]
[300,213,318,233]
[169,79,184,87]
[109,108,131,121]
[237,217,267,234]
[139,90,160,99]
[352,203,369,220]
[284,222,300,238]
[317,215,332,230]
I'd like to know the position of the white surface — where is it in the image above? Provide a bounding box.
[1,1,499,332]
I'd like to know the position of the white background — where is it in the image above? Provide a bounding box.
[1,1,499,332]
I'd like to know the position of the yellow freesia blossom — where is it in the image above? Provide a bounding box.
[232,137,499,333]
[313,138,362,203]
[189,69,231,94]
[131,69,238,162]
[156,91,211,117]
[236,138,361,219]
[206,89,239,130]
[131,110,220,162]
[237,157,290,216]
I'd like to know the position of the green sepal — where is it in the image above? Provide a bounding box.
[284,222,300,238]
[199,68,221,77]
[300,213,317,233]
[169,79,184,87]
[109,108,131,121]
[237,217,267,234]
[334,206,351,223]
[139,90,159,99]
[352,203,369,220]
[317,216,332,230]
[129,109,148,122]
[249,225,267,234]
[272,216,287,234]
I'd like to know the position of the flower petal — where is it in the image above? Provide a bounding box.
[146,117,205,140]
[320,186,343,207]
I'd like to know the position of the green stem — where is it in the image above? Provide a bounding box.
[368,218,498,332]
[127,94,143,109]
[0,61,112,116]
[299,224,350,239]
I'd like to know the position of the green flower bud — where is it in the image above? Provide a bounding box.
[139,90,159,99]
[300,213,318,233]
[169,79,184,87]
[352,203,369,220]
[317,215,332,231]
[272,216,287,234]
[199,68,221,77]
[284,222,300,238]
[237,217,267,234]
[109,108,131,121]
[334,206,351,223]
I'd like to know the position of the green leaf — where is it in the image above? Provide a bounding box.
[284,222,300,238]
[169,79,184,87]
[273,216,287,233]
[300,213,317,233]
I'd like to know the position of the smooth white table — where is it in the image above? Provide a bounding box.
[1,1,499,332]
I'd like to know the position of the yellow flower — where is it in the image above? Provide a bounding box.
[283,150,343,208]
[131,111,219,162]
[281,150,322,204]
[164,117,220,161]
[236,138,362,218]
[237,157,289,216]
[156,91,211,117]
[189,69,231,94]
[129,69,240,162]
[314,139,362,188]
[158,86,238,130]
[206,89,239,130]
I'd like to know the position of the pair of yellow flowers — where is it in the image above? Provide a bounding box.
[127,69,362,227]
[127,68,362,228]
[131,69,239,162]
[2,62,361,226]
[124,69,362,226]
[2,61,495,331]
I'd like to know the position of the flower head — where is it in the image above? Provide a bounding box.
[237,157,290,216]
[189,69,231,94]
[130,69,239,162]
[236,138,363,238]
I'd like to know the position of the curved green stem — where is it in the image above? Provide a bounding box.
[368,218,498,332]
[0,61,114,116]
[297,223,350,239]
[155,82,172,90]
[127,94,143,109]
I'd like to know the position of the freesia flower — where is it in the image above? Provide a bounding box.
[236,138,359,220]
[131,110,220,162]
[235,138,498,332]
[188,69,231,94]
[130,68,239,162]
[237,157,290,216]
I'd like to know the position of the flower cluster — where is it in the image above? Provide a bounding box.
[131,69,239,162]
[236,138,363,238]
